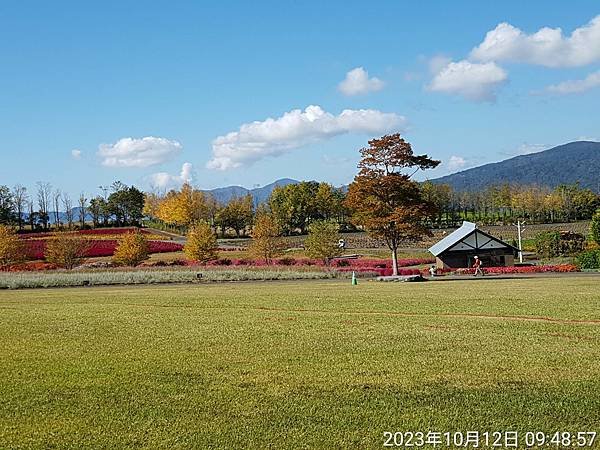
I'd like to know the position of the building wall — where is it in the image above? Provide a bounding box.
[436,249,515,269]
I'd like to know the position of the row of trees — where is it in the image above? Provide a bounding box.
[0,181,145,230]
[144,179,599,239]
[183,216,342,266]
[422,181,599,227]
[1,151,598,242]
[143,180,347,238]
[0,183,87,231]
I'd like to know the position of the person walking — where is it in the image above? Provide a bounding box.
[429,265,437,277]
[473,255,484,276]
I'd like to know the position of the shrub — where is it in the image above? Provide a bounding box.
[184,223,218,262]
[0,225,25,266]
[577,249,600,270]
[45,234,89,269]
[304,220,342,265]
[112,232,149,266]
[535,231,585,257]
[336,259,351,267]
[590,210,600,245]
[278,257,296,266]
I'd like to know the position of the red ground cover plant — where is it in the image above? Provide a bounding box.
[77,228,153,235]
[1,261,59,272]
[19,227,154,239]
[455,264,578,275]
[185,257,433,276]
[21,239,183,260]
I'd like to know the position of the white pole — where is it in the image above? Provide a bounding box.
[517,220,524,263]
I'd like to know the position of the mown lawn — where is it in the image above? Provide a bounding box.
[1,278,599,449]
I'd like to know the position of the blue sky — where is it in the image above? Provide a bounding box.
[1,1,599,198]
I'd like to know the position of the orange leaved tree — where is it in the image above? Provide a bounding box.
[112,231,149,266]
[345,134,440,276]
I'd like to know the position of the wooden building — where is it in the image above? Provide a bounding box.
[429,221,518,269]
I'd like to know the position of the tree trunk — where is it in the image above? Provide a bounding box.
[391,247,399,276]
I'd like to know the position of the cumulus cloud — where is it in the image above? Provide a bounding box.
[545,70,600,95]
[428,55,452,74]
[428,60,508,102]
[98,136,182,168]
[447,155,467,171]
[470,15,600,67]
[206,105,406,170]
[338,67,385,96]
[71,149,82,160]
[149,162,194,189]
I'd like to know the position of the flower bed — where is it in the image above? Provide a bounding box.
[333,257,434,269]
[187,256,434,276]
[336,267,422,276]
[1,262,59,272]
[455,264,578,275]
[19,228,160,240]
[22,239,183,259]
[77,228,154,235]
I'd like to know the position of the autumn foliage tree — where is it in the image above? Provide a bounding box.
[0,225,24,267]
[304,220,341,265]
[215,194,254,237]
[248,213,283,264]
[345,134,440,276]
[45,234,88,269]
[184,222,218,262]
[154,183,209,227]
[112,231,149,266]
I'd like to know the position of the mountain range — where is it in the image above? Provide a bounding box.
[431,141,600,192]
[204,141,600,203]
[37,141,599,221]
[202,178,298,204]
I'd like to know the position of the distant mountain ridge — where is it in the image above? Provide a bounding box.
[202,178,299,204]
[38,179,300,222]
[432,141,600,192]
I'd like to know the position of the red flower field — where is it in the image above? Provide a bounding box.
[19,229,183,260]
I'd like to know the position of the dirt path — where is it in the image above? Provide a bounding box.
[251,305,600,326]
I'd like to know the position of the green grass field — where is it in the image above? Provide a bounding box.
[1,278,600,449]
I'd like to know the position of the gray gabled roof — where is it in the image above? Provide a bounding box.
[428,221,477,256]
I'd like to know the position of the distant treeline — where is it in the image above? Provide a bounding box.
[421,181,599,227]
[1,180,598,236]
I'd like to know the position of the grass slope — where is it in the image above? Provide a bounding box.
[1,278,599,448]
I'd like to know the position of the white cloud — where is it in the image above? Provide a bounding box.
[447,155,467,171]
[338,67,385,96]
[206,105,406,170]
[577,136,599,142]
[149,162,194,189]
[98,136,182,168]
[71,149,82,160]
[545,70,600,95]
[322,154,352,166]
[428,55,452,74]
[514,143,548,155]
[470,15,600,67]
[428,60,508,102]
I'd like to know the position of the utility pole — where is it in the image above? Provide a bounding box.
[516,220,526,263]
